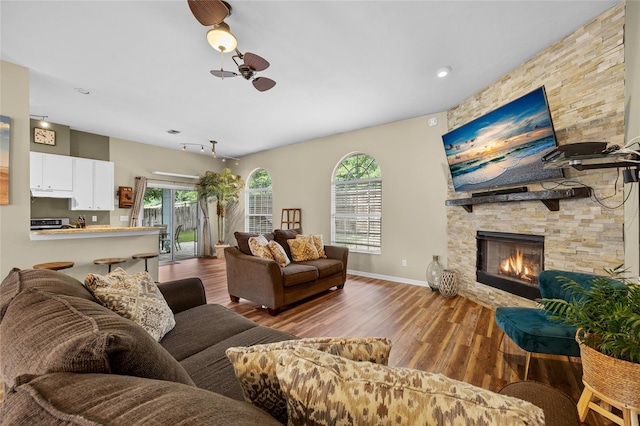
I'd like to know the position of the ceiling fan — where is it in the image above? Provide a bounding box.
[187,0,276,92]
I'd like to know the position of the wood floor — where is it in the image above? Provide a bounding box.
[160,257,613,426]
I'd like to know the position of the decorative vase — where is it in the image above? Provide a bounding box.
[439,269,458,298]
[426,255,443,292]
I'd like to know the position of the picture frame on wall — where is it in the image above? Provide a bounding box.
[0,115,10,205]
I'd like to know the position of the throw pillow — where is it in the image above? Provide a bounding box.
[267,240,291,267]
[84,267,175,341]
[276,347,545,426]
[248,235,275,260]
[287,235,320,262]
[274,228,303,259]
[296,234,327,259]
[225,337,392,424]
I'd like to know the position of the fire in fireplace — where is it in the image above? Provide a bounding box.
[476,231,544,299]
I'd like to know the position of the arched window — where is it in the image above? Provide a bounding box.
[245,168,273,234]
[331,153,382,254]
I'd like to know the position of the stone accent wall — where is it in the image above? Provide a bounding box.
[446,3,626,309]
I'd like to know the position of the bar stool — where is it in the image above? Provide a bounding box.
[131,252,159,272]
[33,261,74,271]
[93,257,126,273]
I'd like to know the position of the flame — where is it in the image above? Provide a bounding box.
[500,250,529,276]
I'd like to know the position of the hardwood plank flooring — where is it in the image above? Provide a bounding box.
[160,257,615,426]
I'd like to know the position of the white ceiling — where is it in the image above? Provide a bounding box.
[1,0,619,159]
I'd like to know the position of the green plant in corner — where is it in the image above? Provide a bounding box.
[197,168,244,245]
[538,265,640,364]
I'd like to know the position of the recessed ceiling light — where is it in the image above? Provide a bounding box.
[74,87,90,95]
[436,66,452,78]
[167,129,181,135]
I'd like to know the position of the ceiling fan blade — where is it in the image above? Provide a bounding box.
[187,0,229,26]
[244,52,270,72]
[210,69,238,78]
[253,77,276,92]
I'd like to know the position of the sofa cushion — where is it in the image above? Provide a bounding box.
[296,258,344,279]
[235,231,274,255]
[282,263,319,287]
[226,337,393,423]
[274,228,303,259]
[160,303,259,361]
[0,268,95,321]
[267,240,290,267]
[0,288,194,389]
[297,234,327,258]
[287,234,320,261]
[84,267,175,341]
[179,326,296,400]
[276,347,546,426]
[248,235,275,260]
[0,372,282,426]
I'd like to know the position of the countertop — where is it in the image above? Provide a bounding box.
[30,226,160,241]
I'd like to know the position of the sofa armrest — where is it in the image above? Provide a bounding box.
[224,246,284,309]
[324,245,349,282]
[157,277,207,314]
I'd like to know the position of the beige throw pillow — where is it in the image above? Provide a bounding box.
[296,234,327,259]
[267,240,290,267]
[287,235,320,261]
[225,337,392,424]
[276,347,545,426]
[84,267,175,341]
[248,235,274,260]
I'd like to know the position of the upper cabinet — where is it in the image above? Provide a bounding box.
[69,157,114,211]
[30,152,73,198]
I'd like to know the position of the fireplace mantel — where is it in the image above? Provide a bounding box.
[445,187,591,213]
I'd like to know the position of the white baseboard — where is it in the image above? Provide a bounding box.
[347,269,429,288]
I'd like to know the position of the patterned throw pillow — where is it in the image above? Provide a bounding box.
[296,234,327,259]
[276,347,545,426]
[225,337,392,424]
[267,240,290,267]
[84,268,175,341]
[287,235,320,262]
[248,235,274,260]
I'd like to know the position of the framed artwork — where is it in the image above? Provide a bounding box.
[0,115,9,205]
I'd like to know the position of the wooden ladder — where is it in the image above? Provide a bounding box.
[281,208,301,229]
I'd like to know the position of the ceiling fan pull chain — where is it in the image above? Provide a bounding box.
[220,50,225,80]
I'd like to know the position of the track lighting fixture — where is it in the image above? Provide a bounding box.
[209,140,239,164]
[180,143,206,152]
[30,115,49,128]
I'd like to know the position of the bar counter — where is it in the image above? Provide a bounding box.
[30,226,160,241]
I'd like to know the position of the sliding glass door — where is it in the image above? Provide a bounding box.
[143,184,200,263]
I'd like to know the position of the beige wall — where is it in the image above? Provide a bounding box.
[231,112,450,284]
[0,60,222,282]
[625,0,640,277]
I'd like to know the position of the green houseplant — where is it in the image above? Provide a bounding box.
[537,265,640,413]
[197,168,244,255]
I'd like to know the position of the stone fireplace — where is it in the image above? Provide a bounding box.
[444,4,626,310]
[476,231,544,300]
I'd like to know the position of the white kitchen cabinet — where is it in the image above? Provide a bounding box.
[30,152,73,196]
[69,157,114,211]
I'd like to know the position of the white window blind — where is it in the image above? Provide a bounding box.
[245,169,273,234]
[331,154,382,254]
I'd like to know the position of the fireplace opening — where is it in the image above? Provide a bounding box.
[476,231,544,299]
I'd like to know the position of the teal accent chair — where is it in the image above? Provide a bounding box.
[494,270,602,379]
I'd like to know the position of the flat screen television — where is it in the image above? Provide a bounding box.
[442,86,563,193]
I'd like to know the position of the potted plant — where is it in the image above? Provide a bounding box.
[197,168,244,259]
[537,265,640,413]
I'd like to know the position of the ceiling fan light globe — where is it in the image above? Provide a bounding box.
[206,23,237,52]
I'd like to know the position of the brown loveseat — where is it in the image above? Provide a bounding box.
[226,228,349,315]
[0,268,293,425]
